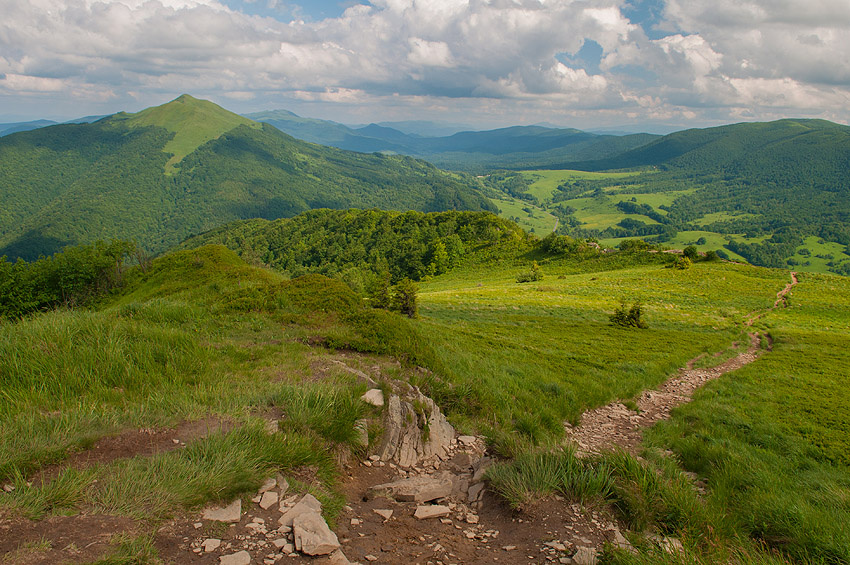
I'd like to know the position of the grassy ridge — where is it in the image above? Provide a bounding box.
[0,245,435,533]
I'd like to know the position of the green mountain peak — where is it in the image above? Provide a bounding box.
[113,94,260,173]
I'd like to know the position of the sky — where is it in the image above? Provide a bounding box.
[1,0,849,131]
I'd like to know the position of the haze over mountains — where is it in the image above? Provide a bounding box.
[245,109,658,171]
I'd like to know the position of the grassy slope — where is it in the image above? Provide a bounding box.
[116,94,260,173]
[0,245,434,533]
[645,272,850,562]
[415,250,789,446]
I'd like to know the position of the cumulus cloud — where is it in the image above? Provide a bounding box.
[0,0,848,127]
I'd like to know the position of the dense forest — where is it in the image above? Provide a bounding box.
[180,209,529,292]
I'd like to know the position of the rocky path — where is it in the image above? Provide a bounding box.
[565,271,798,457]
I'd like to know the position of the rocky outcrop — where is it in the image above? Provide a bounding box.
[374,390,455,468]
[293,511,341,555]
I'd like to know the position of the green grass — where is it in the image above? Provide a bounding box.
[415,251,789,446]
[643,271,850,563]
[494,196,558,234]
[520,169,637,202]
[0,245,426,563]
[119,94,260,173]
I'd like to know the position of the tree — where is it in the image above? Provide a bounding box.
[391,278,418,318]
[683,246,699,261]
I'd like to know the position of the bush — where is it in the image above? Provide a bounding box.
[0,240,135,319]
[673,256,692,270]
[390,278,418,319]
[683,246,699,261]
[619,239,650,253]
[610,300,648,329]
[516,261,544,283]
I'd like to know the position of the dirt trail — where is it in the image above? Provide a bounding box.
[566,271,797,457]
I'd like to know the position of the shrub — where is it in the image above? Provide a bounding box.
[516,261,544,283]
[390,278,418,319]
[610,300,648,329]
[683,246,699,261]
[673,256,692,270]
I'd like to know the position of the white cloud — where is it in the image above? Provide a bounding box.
[0,0,848,127]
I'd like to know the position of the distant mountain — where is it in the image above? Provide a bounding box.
[0,95,494,260]
[247,110,658,170]
[0,120,57,137]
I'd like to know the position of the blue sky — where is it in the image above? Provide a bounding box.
[1,0,848,130]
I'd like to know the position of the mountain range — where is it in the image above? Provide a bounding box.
[245,110,658,170]
[0,95,493,261]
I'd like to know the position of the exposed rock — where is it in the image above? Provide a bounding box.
[368,473,454,502]
[279,493,322,527]
[467,482,485,502]
[202,538,222,552]
[258,477,276,494]
[375,392,455,468]
[276,475,289,496]
[259,491,279,510]
[219,551,251,565]
[373,509,393,520]
[203,499,241,523]
[414,505,451,520]
[293,511,341,556]
[320,549,351,564]
[271,538,289,549]
[361,389,385,407]
[457,435,477,446]
[572,546,598,565]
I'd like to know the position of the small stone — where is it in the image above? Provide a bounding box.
[203,499,242,523]
[467,482,485,502]
[259,491,279,510]
[2,484,14,493]
[202,539,222,553]
[276,475,289,495]
[503,546,517,551]
[373,509,393,520]
[219,551,251,565]
[193,522,203,529]
[322,549,351,565]
[414,505,451,520]
[293,511,340,556]
[440,518,453,524]
[271,538,288,549]
[369,454,381,462]
[457,435,477,446]
[572,547,597,565]
[465,514,479,524]
[350,518,362,526]
[259,477,277,494]
[368,474,454,503]
[172,438,180,444]
[365,555,378,562]
[360,389,385,407]
[278,494,322,527]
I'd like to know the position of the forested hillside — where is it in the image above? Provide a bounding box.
[0,96,494,260]
[181,209,528,291]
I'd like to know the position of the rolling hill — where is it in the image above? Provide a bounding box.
[245,109,658,171]
[0,95,495,260]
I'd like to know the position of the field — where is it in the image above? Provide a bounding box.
[416,252,789,446]
[1,237,848,564]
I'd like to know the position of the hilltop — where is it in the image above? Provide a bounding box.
[0,96,494,260]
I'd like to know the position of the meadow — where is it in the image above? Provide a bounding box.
[1,234,846,564]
